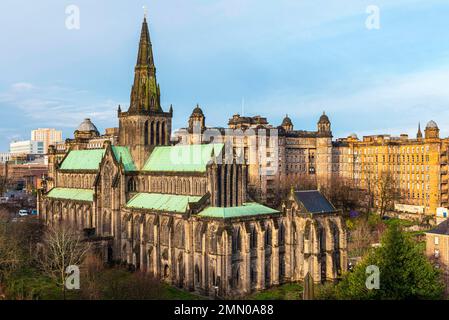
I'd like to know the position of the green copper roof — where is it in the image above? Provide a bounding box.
[59,149,106,171]
[198,203,279,219]
[142,143,224,172]
[112,146,136,172]
[46,188,94,202]
[126,193,202,213]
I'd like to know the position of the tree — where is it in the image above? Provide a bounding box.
[375,171,399,218]
[0,174,10,196]
[335,221,444,299]
[0,211,22,283]
[38,223,91,299]
[347,217,375,258]
[326,176,360,212]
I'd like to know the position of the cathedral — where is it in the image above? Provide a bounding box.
[38,15,347,297]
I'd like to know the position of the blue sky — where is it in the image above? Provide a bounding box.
[1,0,449,151]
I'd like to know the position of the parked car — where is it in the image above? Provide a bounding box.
[30,209,38,215]
[18,209,29,217]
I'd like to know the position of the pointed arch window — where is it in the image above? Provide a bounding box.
[128,177,137,192]
[144,120,149,145]
[150,121,155,145]
[265,226,272,247]
[161,122,166,145]
[232,227,241,254]
[156,121,160,145]
[250,225,257,249]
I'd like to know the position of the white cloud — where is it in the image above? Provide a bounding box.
[245,65,449,137]
[0,83,124,130]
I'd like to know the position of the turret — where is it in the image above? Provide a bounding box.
[425,120,439,139]
[317,111,331,137]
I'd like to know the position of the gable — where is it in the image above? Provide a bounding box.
[142,143,224,172]
[112,146,136,172]
[59,149,106,171]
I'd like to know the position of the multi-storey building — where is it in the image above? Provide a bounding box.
[176,111,333,205]
[38,15,346,297]
[180,105,449,217]
[10,140,44,155]
[333,122,449,215]
[31,128,63,154]
[0,152,11,163]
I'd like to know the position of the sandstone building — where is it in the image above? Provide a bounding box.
[38,16,346,297]
[333,123,449,216]
[176,110,333,205]
[179,109,449,217]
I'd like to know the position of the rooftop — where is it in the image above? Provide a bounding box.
[47,187,94,202]
[59,149,106,171]
[426,219,449,235]
[198,203,279,219]
[294,190,336,214]
[126,193,202,213]
[143,143,224,172]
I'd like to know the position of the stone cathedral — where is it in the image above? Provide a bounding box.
[38,16,347,297]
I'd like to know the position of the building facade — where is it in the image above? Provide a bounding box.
[179,109,449,217]
[176,111,333,206]
[38,16,346,297]
[0,152,11,163]
[333,123,449,216]
[31,128,63,154]
[425,220,449,293]
[10,140,44,156]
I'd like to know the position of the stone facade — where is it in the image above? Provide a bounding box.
[176,111,333,206]
[178,108,449,217]
[38,16,347,298]
[333,124,449,216]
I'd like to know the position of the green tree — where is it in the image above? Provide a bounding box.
[335,221,444,300]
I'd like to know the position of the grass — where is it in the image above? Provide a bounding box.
[384,218,417,228]
[247,283,303,300]
[161,284,204,300]
[3,266,203,300]
[5,267,72,300]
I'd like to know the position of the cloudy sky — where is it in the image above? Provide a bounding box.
[0,0,448,151]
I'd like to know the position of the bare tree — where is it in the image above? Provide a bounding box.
[361,164,376,214]
[38,223,91,299]
[375,171,399,218]
[0,174,10,196]
[0,211,22,283]
[326,176,360,212]
[348,218,374,257]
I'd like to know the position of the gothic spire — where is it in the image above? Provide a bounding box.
[417,122,423,139]
[136,17,154,67]
[129,14,161,113]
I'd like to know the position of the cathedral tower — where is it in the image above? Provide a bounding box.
[118,15,173,169]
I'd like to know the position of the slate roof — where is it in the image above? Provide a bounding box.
[59,149,106,171]
[142,143,224,172]
[47,188,94,202]
[294,190,336,214]
[426,219,449,235]
[198,203,279,219]
[126,193,202,213]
